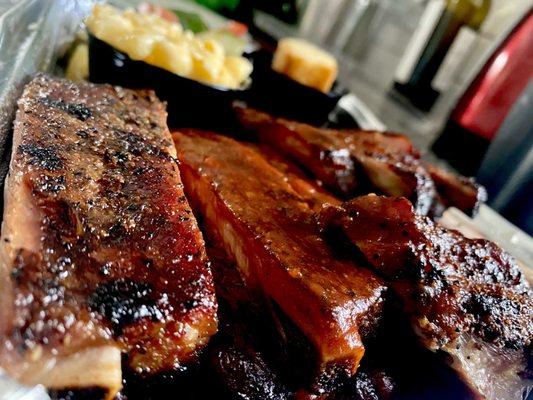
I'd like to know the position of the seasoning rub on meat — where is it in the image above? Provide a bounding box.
[0,75,217,399]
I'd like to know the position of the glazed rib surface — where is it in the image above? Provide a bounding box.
[250,143,340,212]
[0,75,217,397]
[319,194,532,399]
[237,107,485,216]
[173,129,386,391]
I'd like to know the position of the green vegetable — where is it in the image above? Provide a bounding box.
[173,10,209,33]
[194,0,240,12]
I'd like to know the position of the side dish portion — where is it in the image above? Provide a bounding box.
[318,194,533,400]
[272,37,338,93]
[236,107,486,217]
[173,130,387,392]
[86,4,252,89]
[0,75,217,398]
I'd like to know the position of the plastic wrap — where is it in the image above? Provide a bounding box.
[0,0,93,203]
[0,2,93,398]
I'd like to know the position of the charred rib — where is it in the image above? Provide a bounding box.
[319,194,532,399]
[237,107,485,216]
[0,75,217,398]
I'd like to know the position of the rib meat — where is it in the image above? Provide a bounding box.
[173,129,386,392]
[319,194,533,399]
[236,107,435,215]
[250,143,340,211]
[236,107,485,216]
[0,75,217,398]
[423,161,487,216]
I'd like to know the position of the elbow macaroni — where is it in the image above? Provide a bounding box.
[86,4,252,89]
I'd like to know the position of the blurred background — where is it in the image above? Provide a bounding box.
[187,0,533,234]
[0,0,530,233]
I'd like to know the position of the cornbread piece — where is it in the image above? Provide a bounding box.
[237,107,486,216]
[0,75,217,399]
[173,130,386,392]
[272,37,338,93]
[319,194,533,400]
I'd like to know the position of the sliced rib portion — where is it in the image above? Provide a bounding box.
[236,107,435,215]
[207,227,401,400]
[173,130,386,391]
[319,194,532,400]
[0,75,217,398]
[236,107,485,216]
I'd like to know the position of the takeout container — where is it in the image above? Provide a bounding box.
[88,33,250,130]
[89,34,348,129]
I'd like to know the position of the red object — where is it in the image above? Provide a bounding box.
[452,11,533,141]
[224,20,249,36]
[137,3,180,23]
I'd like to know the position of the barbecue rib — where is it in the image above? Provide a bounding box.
[207,227,402,400]
[173,129,386,392]
[0,75,217,398]
[206,248,291,400]
[236,107,485,216]
[318,194,533,400]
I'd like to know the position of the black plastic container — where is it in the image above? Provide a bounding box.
[88,33,250,130]
[246,50,345,126]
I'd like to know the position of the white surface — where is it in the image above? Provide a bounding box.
[0,375,49,400]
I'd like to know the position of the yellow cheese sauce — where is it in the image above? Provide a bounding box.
[86,4,252,89]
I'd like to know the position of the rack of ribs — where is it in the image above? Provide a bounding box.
[0,75,217,399]
[318,194,532,400]
[236,107,486,217]
[173,129,386,393]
